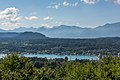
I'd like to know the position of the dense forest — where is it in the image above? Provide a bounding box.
[0,53,120,80]
[0,37,120,56]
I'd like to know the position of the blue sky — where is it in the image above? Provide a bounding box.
[0,0,120,30]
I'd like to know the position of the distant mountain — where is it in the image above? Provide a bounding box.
[10,25,88,38]
[15,32,48,39]
[0,32,19,38]
[2,22,120,38]
[94,22,120,37]
[0,32,48,39]
[36,25,87,38]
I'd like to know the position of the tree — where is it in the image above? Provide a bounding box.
[65,56,68,61]
[0,53,36,80]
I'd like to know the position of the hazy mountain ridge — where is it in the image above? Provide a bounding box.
[0,22,120,38]
[15,32,48,39]
[0,32,48,39]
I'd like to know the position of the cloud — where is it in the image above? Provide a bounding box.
[114,0,120,4]
[25,16,39,20]
[47,3,60,9]
[41,24,51,27]
[0,7,21,27]
[63,1,78,7]
[110,0,120,5]
[1,22,20,27]
[81,0,98,4]
[0,7,18,20]
[71,2,79,7]
[47,1,78,9]
[43,16,53,21]
[63,1,70,6]
[105,0,120,5]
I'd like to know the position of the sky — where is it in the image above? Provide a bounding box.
[0,0,120,30]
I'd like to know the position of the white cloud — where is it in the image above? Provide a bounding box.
[63,1,70,6]
[63,1,78,7]
[105,0,120,5]
[1,22,20,27]
[47,1,78,9]
[111,0,120,5]
[0,7,18,20]
[115,0,120,4]
[41,24,51,27]
[25,16,39,20]
[81,0,98,4]
[0,7,21,27]
[47,3,60,9]
[43,16,53,21]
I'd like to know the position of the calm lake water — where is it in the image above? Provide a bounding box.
[0,54,97,60]
[22,54,97,60]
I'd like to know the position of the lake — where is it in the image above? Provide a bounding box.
[22,54,97,60]
[0,54,97,60]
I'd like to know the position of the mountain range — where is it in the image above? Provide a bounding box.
[0,32,48,39]
[0,22,120,38]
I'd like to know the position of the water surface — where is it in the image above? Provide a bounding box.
[0,53,97,60]
[22,54,97,60]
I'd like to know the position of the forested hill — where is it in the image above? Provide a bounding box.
[0,32,48,39]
